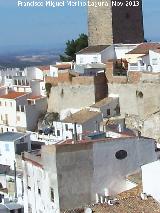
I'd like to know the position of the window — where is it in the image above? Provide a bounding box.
[107,109,110,116]
[21,106,25,112]
[6,128,8,132]
[14,80,17,85]
[80,57,83,64]
[65,124,68,131]
[28,100,34,105]
[5,144,10,152]
[17,116,20,122]
[115,150,127,160]
[10,102,12,107]
[50,188,54,202]
[16,106,20,111]
[57,130,60,136]
[0,101,1,106]
[93,56,98,63]
[152,58,158,65]
[0,115,2,121]
[38,188,41,195]
[5,102,7,107]
[27,186,31,190]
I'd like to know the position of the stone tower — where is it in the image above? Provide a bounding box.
[88,0,144,45]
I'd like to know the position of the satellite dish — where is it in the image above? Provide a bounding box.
[85,208,92,213]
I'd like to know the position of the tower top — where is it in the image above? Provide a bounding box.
[88,0,144,45]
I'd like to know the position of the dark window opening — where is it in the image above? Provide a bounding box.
[57,130,60,136]
[107,109,110,116]
[50,188,54,202]
[115,150,127,160]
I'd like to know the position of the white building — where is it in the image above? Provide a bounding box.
[0,91,47,133]
[0,132,31,169]
[89,97,120,118]
[22,136,157,213]
[142,160,160,203]
[43,109,103,141]
[76,44,137,65]
[126,43,160,72]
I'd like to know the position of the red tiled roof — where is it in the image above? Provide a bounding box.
[55,64,71,70]
[38,66,50,71]
[0,92,28,99]
[27,95,45,100]
[126,43,160,55]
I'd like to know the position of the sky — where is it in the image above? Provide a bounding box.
[0,0,159,53]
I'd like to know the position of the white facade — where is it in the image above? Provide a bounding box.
[0,132,31,169]
[23,158,57,213]
[76,44,138,66]
[142,160,160,203]
[45,110,103,141]
[0,92,47,133]
[114,44,138,59]
[76,45,115,65]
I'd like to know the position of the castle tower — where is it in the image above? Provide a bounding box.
[88,0,144,45]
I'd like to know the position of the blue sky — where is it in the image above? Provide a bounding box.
[0,0,159,52]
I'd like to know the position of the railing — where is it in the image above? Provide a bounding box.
[129,65,146,71]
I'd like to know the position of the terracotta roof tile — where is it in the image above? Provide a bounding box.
[62,109,101,124]
[126,43,160,55]
[37,66,50,71]
[0,92,28,99]
[55,64,71,70]
[27,95,45,100]
[77,45,110,54]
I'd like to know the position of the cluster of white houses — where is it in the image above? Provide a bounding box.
[1,42,160,212]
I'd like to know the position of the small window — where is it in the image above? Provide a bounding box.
[5,102,7,107]
[115,150,127,160]
[0,115,2,121]
[50,188,54,202]
[10,102,12,107]
[17,116,20,122]
[27,186,31,190]
[80,57,83,64]
[0,101,1,106]
[107,109,110,116]
[57,130,60,136]
[152,58,158,65]
[93,57,98,63]
[6,128,8,132]
[16,106,20,111]
[5,144,10,152]
[21,106,25,112]
[65,124,68,131]
[38,188,41,195]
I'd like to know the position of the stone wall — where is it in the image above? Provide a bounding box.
[108,82,160,119]
[47,73,107,113]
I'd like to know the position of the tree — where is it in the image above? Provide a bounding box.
[45,83,52,98]
[60,34,88,62]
